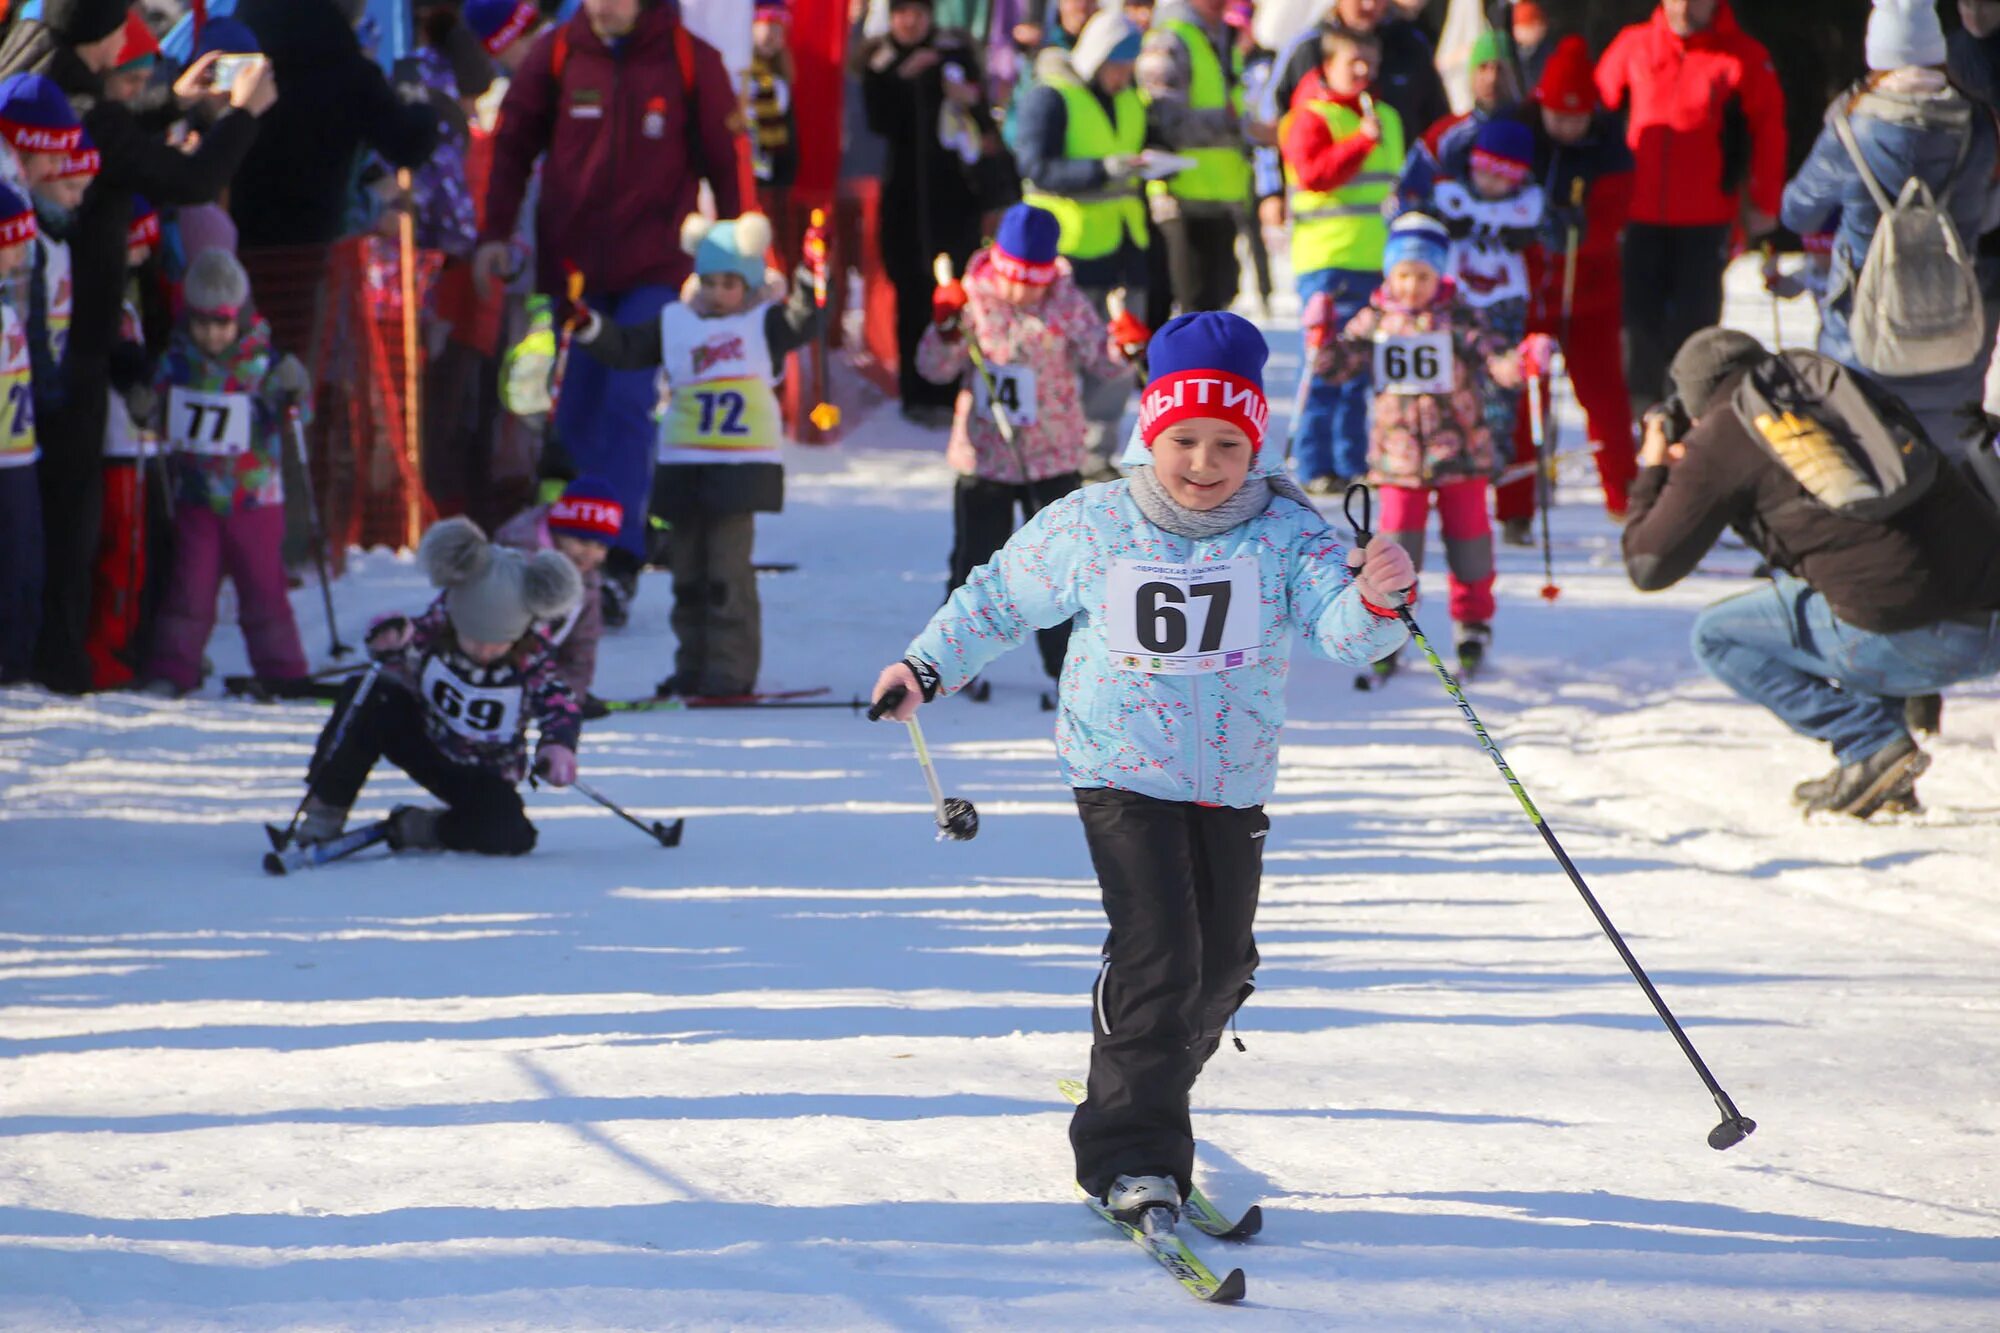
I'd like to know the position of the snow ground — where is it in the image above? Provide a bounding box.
[3,259,1998,1331]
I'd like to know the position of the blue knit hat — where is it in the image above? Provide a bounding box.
[1383,213,1450,276]
[683,213,773,286]
[549,475,624,543]
[194,18,262,60]
[1138,311,1271,451]
[0,179,36,249]
[991,204,1061,284]
[464,0,540,55]
[0,73,81,156]
[1470,116,1535,185]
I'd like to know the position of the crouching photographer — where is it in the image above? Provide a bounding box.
[1622,329,2000,820]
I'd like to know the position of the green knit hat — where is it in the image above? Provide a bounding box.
[1471,27,1511,70]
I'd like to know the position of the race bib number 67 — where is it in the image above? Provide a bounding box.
[1105,557,1261,674]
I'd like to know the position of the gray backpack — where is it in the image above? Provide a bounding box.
[1831,111,1984,378]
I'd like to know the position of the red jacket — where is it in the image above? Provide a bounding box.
[1594,1,1785,227]
[1281,69,1381,194]
[481,4,744,301]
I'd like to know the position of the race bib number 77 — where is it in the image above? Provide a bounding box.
[1105,557,1261,674]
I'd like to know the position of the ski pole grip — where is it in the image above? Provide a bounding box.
[1343,481,1374,547]
[868,684,908,722]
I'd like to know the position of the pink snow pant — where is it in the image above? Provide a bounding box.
[149,504,308,691]
[1377,478,1496,625]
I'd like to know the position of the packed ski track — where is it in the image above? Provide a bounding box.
[3,261,1998,1330]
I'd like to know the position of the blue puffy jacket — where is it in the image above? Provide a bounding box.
[1781,78,1999,455]
[907,478,1407,807]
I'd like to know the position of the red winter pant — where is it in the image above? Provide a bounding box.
[148,504,308,692]
[1379,478,1495,625]
[85,459,150,690]
[1498,308,1636,521]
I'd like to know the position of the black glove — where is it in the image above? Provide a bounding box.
[1952,399,2000,445]
[902,656,942,703]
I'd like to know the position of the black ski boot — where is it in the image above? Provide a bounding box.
[1802,737,1930,820]
[1455,622,1492,678]
[386,804,445,851]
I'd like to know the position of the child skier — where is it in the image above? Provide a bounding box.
[142,249,312,696]
[574,213,820,699]
[872,312,1416,1222]
[495,474,621,707]
[916,202,1145,699]
[1398,113,1548,529]
[294,516,584,856]
[0,182,41,684]
[1313,214,1552,678]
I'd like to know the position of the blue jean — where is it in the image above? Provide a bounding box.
[556,283,676,560]
[1294,267,1376,481]
[1691,574,2000,763]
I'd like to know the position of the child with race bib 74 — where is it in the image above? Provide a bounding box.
[871,312,1416,1221]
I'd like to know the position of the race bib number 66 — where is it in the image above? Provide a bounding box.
[1105,557,1261,674]
[1372,332,1455,396]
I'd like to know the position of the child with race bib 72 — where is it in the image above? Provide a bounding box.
[870,312,1416,1220]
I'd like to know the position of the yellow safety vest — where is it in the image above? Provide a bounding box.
[1023,78,1149,260]
[1286,99,1405,272]
[1149,17,1251,206]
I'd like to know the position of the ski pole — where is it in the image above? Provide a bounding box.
[1343,482,1757,1152]
[545,772,684,847]
[1558,177,1584,354]
[1762,240,1784,351]
[284,402,351,659]
[935,253,1034,483]
[269,661,381,851]
[1528,368,1560,602]
[804,208,840,432]
[867,684,979,841]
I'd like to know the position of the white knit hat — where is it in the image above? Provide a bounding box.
[1865,0,1947,72]
[1070,11,1142,84]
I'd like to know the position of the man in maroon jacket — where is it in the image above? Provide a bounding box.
[473,0,742,617]
[1596,0,1784,416]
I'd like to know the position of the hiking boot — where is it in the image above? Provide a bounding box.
[1103,1174,1180,1223]
[1500,517,1534,547]
[1904,693,1942,737]
[599,578,631,630]
[1803,737,1932,820]
[1304,473,1344,496]
[386,804,445,851]
[1791,764,1840,808]
[297,796,348,846]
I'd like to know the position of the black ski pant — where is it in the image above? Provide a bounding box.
[1152,212,1242,318]
[1069,787,1267,1199]
[308,675,537,856]
[948,471,1079,680]
[1620,222,1731,414]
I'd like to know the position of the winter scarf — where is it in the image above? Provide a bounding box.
[1127,466,1318,539]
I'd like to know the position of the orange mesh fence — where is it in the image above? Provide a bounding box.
[244,235,441,571]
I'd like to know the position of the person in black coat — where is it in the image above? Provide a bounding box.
[857,0,993,424]
[230,0,439,250]
[0,0,276,693]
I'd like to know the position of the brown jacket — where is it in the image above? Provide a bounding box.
[1622,381,2000,633]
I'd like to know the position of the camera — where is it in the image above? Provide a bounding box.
[1645,393,1693,444]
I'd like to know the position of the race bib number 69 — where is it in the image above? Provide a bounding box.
[421,657,523,741]
[1105,557,1261,674]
